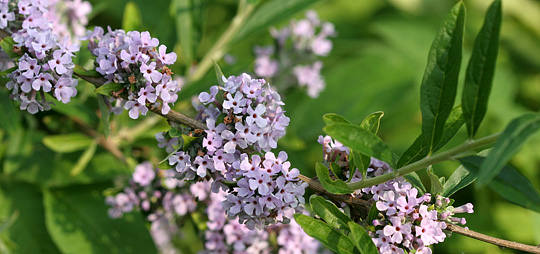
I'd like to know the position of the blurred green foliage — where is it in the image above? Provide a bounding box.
[1,0,539,253]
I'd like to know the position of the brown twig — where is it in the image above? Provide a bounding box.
[71,116,126,162]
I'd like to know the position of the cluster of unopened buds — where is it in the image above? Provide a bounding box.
[83,27,180,119]
[107,161,319,254]
[162,73,307,229]
[319,135,474,254]
[254,10,335,98]
[2,0,82,114]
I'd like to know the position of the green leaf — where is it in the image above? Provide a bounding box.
[0,180,61,253]
[73,65,101,78]
[459,156,540,213]
[94,82,125,96]
[213,60,225,85]
[0,66,16,77]
[42,134,94,153]
[233,0,319,43]
[0,211,18,233]
[443,164,476,197]
[330,162,344,180]
[309,195,352,230]
[420,2,465,153]
[462,0,502,138]
[70,141,97,176]
[293,214,359,254]
[0,89,21,135]
[403,172,426,195]
[359,111,384,134]
[174,0,194,65]
[323,113,351,125]
[96,94,111,137]
[248,0,261,4]
[122,1,143,31]
[427,168,444,195]
[43,184,157,254]
[348,222,378,254]
[315,162,352,194]
[0,37,20,59]
[324,123,395,167]
[366,203,379,226]
[349,151,370,180]
[478,113,540,187]
[397,105,464,168]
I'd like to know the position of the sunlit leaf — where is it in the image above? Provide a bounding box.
[309,195,352,230]
[294,214,359,254]
[315,162,352,194]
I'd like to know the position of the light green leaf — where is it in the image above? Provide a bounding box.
[398,105,464,168]
[315,162,352,194]
[122,1,143,31]
[427,168,444,195]
[94,82,125,96]
[309,195,352,231]
[403,172,426,195]
[324,123,395,167]
[0,37,20,59]
[42,134,94,153]
[43,184,157,254]
[359,111,384,135]
[323,113,351,125]
[478,113,540,187]
[462,0,502,138]
[174,0,194,65]
[96,94,111,137]
[233,0,320,43]
[460,156,540,213]
[420,2,465,153]
[73,65,101,78]
[443,164,476,197]
[213,60,225,85]
[70,142,97,176]
[293,214,359,254]
[348,222,378,254]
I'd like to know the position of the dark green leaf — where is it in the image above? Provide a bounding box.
[348,222,378,254]
[0,210,18,233]
[174,0,194,65]
[70,142,97,176]
[420,2,465,153]
[323,113,351,125]
[359,111,384,134]
[43,184,157,253]
[330,162,344,180]
[0,89,21,135]
[427,168,444,195]
[0,37,20,59]
[73,65,101,77]
[315,162,352,194]
[0,67,16,77]
[366,203,379,226]
[403,172,426,195]
[0,180,61,253]
[478,113,540,187]
[293,214,359,254]
[443,164,476,197]
[42,134,94,153]
[349,151,370,180]
[460,156,540,212]
[309,195,352,230]
[324,123,395,167]
[96,94,111,137]
[462,0,502,138]
[94,82,125,96]
[233,0,319,43]
[397,105,464,168]
[122,1,143,31]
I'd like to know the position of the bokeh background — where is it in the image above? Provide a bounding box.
[1,0,539,253]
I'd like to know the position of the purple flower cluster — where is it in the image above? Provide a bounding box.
[165,73,306,229]
[2,0,80,114]
[318,135,474,253]
[45,0,92,43]
[83,27,180,119]
[254,10,335,98]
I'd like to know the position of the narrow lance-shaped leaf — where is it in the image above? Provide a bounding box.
[427,167,444,195]
[323,113,351,125]
[398,105,464,168]
[462,0,502,138]
[294,214,359,254]
[96,94,111,137]
[315,162,352,194]
[309,195,352,230]
[359,111,384,135]
[420,2,465,153]
[348,222,378,254]
[478,113,540,186]
[70,141,98,176]
[443,164,476,197]
[213,60,225,85]
[460,156,540,213]
[94,83,125,96]
[324,123,395,167]
[42,134,94,153]
[174,0,194,66]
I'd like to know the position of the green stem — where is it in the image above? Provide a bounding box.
[187,1,255,83]
[347,133,501,190]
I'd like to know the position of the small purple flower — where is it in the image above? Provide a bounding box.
[157,45,177,65]
[132,162,156,187]
[124,99,148,119]
[47,50,72,75]
[246,104,267,127]
[140,61,162,83]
